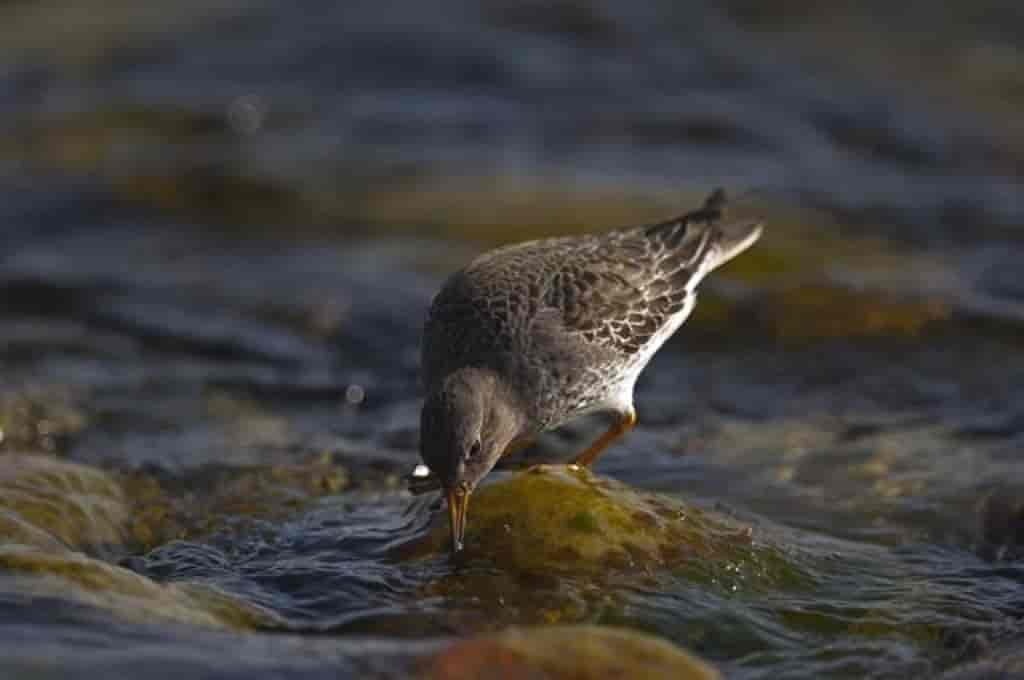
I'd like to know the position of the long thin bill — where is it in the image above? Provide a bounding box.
[446,487,471,553]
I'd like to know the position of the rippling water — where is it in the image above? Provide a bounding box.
[2,1,1024,678]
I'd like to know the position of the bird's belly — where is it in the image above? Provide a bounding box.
[532,365,635,431]
[539,301,694,428]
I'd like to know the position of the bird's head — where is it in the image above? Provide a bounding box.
[419,367,524,552]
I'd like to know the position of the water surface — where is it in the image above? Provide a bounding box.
[2,1,1023,678]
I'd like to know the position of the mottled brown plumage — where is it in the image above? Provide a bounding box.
[418,189,762,552]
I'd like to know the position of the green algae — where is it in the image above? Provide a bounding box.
[421,571,597,629]
[0,455,279,629]
[0,455,281,630]
[112,392,349,551]
[0,509,66,552]
[120,454,350,553]
[566,510,601,534]
[355,179,681,245]
[419,466,807,592]
[690,284,951,347]
[0,544,278,630]
[0,1,250,68]
[424,624,721,680]
[775,604,943,647]
[0,389,87,454]
[0,455,127,551]
[175,581,283,630]
[410,465,809,633]
[756,284,949,342]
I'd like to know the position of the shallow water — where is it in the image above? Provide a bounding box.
[2,1,1024,678]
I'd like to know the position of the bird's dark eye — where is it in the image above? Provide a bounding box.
[468,439,482,458]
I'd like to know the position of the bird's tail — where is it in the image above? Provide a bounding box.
[643,188,763,291]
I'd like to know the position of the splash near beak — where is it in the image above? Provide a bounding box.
[445,485,471,553]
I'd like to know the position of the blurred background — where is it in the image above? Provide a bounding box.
[2,2,1024,679]
[3,0,1023,242]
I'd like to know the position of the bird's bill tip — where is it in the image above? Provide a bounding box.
[445,486,471,553]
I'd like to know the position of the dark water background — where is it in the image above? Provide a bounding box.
[2,1,1024,678]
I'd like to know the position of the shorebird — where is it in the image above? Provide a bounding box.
[417,189,762,552]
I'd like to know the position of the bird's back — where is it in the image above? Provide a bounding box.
[422,190,762,429]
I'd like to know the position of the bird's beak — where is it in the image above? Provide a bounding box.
[445,485,471,553]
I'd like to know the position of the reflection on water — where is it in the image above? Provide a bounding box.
[2,1,1024,678]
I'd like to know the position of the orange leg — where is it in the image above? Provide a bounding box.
[502,435,535,459]
[571,407,637,467]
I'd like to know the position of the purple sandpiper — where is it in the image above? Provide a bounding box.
[417,189,762,552]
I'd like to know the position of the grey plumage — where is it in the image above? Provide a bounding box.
[422,188,762,436]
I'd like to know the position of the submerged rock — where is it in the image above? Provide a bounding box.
[120,453,351,553]
[419,466,803,590]
[0,544,277,629]
[0,390,86,454]
[0,454,127,551]
[0,454,278,630]
[424,624,720,680]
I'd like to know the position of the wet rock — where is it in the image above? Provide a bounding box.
[752,284,950,343]
[0,544,278,630]
[0,389,86,454]
[0,508,66,552]
[0,454,278,630]
[424,624,720,680]
[0,454,127,551]
[687,214,954,345]
[121,453,350,552]
[689,283,950,347]
[419,466,802,590]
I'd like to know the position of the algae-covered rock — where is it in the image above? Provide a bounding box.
[424,624,720,680]
[688,282,950,348]
[0,455,127,551]
[0,389,86,453]
[754,284,949,342]
[0,455,277,630]
[0,544,278,630]
[419,466,803,590]
[120,453,350,552]
[0,508,66,552]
